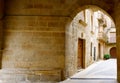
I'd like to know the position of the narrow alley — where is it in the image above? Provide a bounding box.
[60,59,117,83]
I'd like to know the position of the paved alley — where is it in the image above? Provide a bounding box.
[60,59,117,83]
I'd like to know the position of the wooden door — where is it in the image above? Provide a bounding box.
[78,39,83,69]
[98,43,101,59]
[110,47,116,58]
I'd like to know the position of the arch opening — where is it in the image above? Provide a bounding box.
[110,47,117,58]
[65,5,116,80]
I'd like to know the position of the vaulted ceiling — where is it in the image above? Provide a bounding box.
[0,0,119,20]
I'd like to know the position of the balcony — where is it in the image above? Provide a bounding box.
[97,32,108,42]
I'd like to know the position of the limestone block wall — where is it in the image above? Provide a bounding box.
[65,20,78,77]
[1,0,118,82]
[1,0,69,82]
[3,16,66,69]
[5,0,72,16]
[2,16,66,81]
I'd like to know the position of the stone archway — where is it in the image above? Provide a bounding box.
[65,5,116,79]
[1,0,120,82]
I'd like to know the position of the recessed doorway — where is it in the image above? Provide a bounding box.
[110,47,116,58]
[78,38,85,69]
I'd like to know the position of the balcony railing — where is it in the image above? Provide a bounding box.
[97,32,108,42]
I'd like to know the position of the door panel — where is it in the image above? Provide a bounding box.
[110,47,116,58]
[98,43,101,59]
[78,39,83,69]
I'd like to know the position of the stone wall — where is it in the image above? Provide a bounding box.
[2,17,66,82]
[5,0,74,16]
[0,0,68,82]
[0,0,119,82]
[3,16,66,70]
[0,0,4,69]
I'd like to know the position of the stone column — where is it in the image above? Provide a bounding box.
[0,0,4,69]
[115,1,120,82]
[0,1,66,83]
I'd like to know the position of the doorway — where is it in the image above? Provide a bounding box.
[98,43,101,59]
[78,38,85,69]
[110,47,116,58]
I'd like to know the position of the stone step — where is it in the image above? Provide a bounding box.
[0,69,61,83]
[0,80,57,83]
